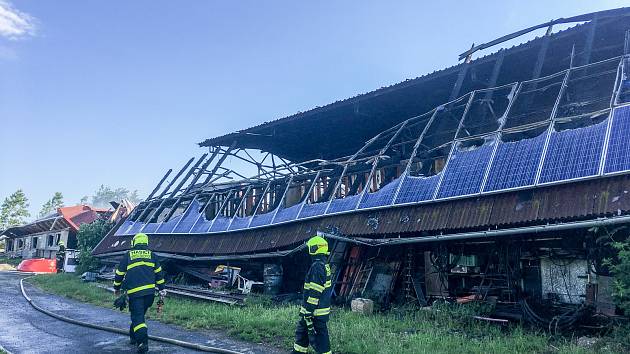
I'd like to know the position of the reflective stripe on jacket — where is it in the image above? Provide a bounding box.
[113,246,165,298]
[301,255,332,320]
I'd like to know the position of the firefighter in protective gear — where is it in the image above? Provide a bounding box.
[113,233,166,353]
[292,235,332,354]
[56,241,66,273]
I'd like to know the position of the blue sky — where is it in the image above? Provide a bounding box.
[0,0,626,218]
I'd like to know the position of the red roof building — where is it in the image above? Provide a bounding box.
[2,205,108,259]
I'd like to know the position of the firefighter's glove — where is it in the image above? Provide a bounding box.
[159,289,167,298]
[113,294,127,311]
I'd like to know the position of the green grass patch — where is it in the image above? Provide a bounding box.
[0,257,22,266]
[29,274,606,354]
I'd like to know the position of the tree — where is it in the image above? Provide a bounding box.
[90,185,141,208]
[76,218,112,273]
[0,189,30,231]
[38,192,64,218]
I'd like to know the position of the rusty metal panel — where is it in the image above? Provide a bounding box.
[489,192,540,226]
[234,233,259,254]
[446,197,494,230]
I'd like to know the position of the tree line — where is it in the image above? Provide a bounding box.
[0,185,141,231]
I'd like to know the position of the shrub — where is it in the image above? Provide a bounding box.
[76,219,112,273]
[609,238,630,315]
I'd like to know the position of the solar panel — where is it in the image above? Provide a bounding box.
[190,215,213,233]
[249,211,275,227]
[209,216,230,232]
[327,194,361,214]
[173,201,203,233]
[273,203,302,223]
[127,221,145,235]
[115,220,135,235]
[394,174,441,204]
[538,119,607,184]
[141,223,160,233]
[155,214,183,233]
[436,139,495,199]
[483,131,546,192]
[604,105,630,174]
[358,176,402,209]
[298,202,327,219]
[228,216,252,231]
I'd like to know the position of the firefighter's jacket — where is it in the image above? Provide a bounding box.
[113,245,165,298]
[300,255,332,320]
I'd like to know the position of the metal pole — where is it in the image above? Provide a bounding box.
[145,169,173,201]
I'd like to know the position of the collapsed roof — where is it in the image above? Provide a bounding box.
[200,8,630,162]
[94,8,630,259]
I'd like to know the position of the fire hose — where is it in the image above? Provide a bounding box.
[19,277,242,354]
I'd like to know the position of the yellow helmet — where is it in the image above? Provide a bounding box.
[58,240,64,246]
[306,235,329,256]
[132,233,149,247]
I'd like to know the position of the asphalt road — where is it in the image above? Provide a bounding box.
[0,272,285,354]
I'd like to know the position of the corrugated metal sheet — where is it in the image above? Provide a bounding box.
[93,174,630,257]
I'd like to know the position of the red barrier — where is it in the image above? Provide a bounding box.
[17,258,57,273]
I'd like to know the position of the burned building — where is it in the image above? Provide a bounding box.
[94,8,630,326]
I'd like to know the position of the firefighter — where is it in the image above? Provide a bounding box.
[56,241,66,273]
[293,235,332,354]
[113,233,166,354]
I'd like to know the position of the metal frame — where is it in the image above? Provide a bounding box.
[116,56,630,236]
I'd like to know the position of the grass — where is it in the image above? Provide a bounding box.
[29,274,616,354]
[0,257,22,266]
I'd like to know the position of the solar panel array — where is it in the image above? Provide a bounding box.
[436,139,496,199]
[117,57,630,236]
[538,119,608,184]
[394,174,441,204]
[249,212,275,228]
[274,204,302,222]
[604,105,630,173]
[327,194,361,214]
[156,214,183,233]
[298,202,327,219]
[209,216,230,232]
[483,132,547,191]
[359,176,402,209]
[229,216,252,231]
[173,200,203,233]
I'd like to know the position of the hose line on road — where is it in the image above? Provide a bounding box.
[19,277,243,354]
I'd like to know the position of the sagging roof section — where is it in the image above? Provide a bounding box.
[94,9,630,259]
[200,8,630,162]
[93,173,630,258]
